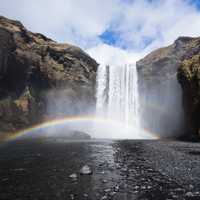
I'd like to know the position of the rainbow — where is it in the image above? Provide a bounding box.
[2,115,159,142]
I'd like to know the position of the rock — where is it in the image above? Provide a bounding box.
[69,173,78,180]
[185,192,194,197]
[137,36,200,88]
[0,16,98,138]
[109,191,116,196]
[100,195,107,200]
[141,186,146,190]
[104,188,111,193]
[114,185,119,192]
[80,165,92,175]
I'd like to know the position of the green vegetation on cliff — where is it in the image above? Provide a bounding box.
[178,54,200,137]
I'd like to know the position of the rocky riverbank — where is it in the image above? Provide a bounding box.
[1,139,200,199]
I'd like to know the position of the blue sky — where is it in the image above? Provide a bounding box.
[1,0,200,64]
[100,30,120,47]
[100,30,156,50]
[191,0,200,9]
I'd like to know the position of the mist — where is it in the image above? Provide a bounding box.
[139,76,185,138]
[40,64,185,140]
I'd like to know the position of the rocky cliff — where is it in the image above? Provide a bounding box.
[0,16,98,137]
[137,37,200,139]
[178,49,200,138]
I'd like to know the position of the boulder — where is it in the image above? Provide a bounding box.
[80,165,92,175]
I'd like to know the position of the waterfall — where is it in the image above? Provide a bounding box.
[96,64,140,129]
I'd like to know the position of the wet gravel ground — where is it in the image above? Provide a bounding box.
[0,139,200,199]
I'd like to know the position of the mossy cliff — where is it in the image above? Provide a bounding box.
[178,54,200,137]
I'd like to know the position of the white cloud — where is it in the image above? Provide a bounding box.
[110,0,200,51]
[87,43,143,65]
[1,0,200,64]
[0,0,120,47]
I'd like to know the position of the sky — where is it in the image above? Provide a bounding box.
[1,0,200,65]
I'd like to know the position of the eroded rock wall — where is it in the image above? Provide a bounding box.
[0,16,98,136]
[178,54,200,137]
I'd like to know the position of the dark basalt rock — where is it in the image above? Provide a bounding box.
[178,54,200,138]
[0,16,98,137]
[136,36,200,139]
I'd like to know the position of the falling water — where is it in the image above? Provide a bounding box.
[96,64,140,129]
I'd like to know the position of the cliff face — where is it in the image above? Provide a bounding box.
[0,16,98,136]
[137,36,200,89]
[136,37,200,139]
[178,53,200,137]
